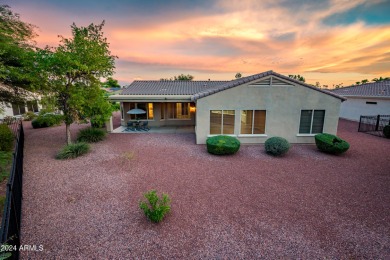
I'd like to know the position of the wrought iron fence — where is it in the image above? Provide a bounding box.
[358,115,390,137]
[0,120,24,259]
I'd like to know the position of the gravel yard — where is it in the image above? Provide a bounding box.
[20,116,390,259]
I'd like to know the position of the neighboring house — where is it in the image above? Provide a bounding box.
[331,81,390,121]
[109,71,345,144]
[0,84,42,120]
[0,100,40,120]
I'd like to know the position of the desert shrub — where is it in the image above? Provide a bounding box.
[77,127,106,143]
[383,125,390,138]
[23,111,37,121]
[206,135,240,155]
[315,133,350,154]
[139,190,171,223]
[0,124,14,151]
[56,142,90,159]
[265,137,291,156]
[32,113,63,128]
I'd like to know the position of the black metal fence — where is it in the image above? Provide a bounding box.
[358,115,390,137]
[0,120,24,259]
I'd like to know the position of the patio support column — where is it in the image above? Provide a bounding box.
[106,116,113,132]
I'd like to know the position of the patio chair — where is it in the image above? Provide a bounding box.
[140,121,150,131]
[126,121,136,131]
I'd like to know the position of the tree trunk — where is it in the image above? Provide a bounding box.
[66,123,72,145]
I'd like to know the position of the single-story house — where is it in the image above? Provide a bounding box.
[109,71,345,144]
[331,81,390,121]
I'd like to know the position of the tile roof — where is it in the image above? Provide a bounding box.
[120,80,228,95]
[191,70,345,101]
[118,71,345,101]
[331,81,390,97]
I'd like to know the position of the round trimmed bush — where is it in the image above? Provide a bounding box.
[383,125,390,138]
[315,133,350,154]
[206,135,240,155]
[0,124,14,151]
[264,136,290,156]
[77,127,106,143]
[32,113,63,128]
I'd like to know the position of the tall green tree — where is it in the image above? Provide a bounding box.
[0,5,39,110]
[102,77,120,88]
[37,21,116,144]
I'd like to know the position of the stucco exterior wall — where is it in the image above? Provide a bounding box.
[0,101,42,120]
[120,102,195,127]
[195,76,342,144]
[339,97,390,121]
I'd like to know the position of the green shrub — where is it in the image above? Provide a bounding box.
[0,124,14,151]
[206,135,240,155]
[265,137,291,156]
[0,151,12,182]
[383,125,390,138]
[77,127,106,143]
[32,113,63,128]
[22,111,37,121]
[139,190,171,223]
[0,196,6,214]
[315,133,350,154]
[56,142,90,159]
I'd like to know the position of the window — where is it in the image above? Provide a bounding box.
[12,103,26,116]
[241,110,266,134]
[167,103,190,119]
[27,100,39,112]
[128,103,154,120]
[299,110,325,134]
[366,101,377,105]
[210,110,235,134]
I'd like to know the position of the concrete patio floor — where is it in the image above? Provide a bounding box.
[112,125,195,134]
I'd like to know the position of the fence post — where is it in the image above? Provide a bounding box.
[358,116,363,132]
[375,115,380,131]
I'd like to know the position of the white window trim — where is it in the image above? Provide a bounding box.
[239,110,267,135]
[238,134,268,138]
[298,109,325,134]
[208,134,237,138]
[296,134,316,137]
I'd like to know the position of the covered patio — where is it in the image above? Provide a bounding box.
[112,125,195,134]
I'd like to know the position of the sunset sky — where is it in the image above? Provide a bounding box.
[4,0,390,87]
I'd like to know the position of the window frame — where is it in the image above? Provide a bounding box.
[239,110,267,136]
[167,102,191,120]
[298,109,325,135]
[128,102,154,121]
[209,110,236,135]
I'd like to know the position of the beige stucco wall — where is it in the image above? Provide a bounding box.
[195,76,342,144]
[339,97,390,121]
[120,102,195,127]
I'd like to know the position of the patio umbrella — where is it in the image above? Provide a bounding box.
[127,108,146,115]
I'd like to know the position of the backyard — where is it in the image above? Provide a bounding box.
[20,114,389,259]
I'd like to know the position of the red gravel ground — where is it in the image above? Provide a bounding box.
[20,116,389,259]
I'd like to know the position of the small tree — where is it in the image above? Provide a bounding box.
[174,74,194,81]
[235,72,242,79]
[288,74,305,82]
[37,21,116,144]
